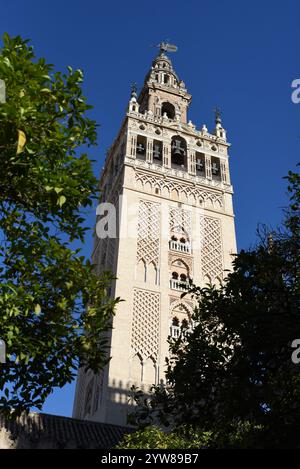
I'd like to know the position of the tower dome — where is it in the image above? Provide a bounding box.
[152,51,172,68]
[147,50,179,87]
[138,43,190,122]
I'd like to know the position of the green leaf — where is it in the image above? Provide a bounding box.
[3,57,12,69]
[57,195,66,207]
[26,146,35,154]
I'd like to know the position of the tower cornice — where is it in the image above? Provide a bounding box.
[123,157,233,195]
[126,112,230,148]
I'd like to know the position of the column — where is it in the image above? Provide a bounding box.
[127,132,137,158]
[205,154,212,180]
[163,141,171,168]
[188,149,196,175]
[220,159,230,184]
[146,138,153,163]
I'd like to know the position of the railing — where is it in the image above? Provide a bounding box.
[170,279,190,291]
[169,325,182,339]
[124,156,232,191]
[169,240,191,253]
[169,324,192,339]
[126,110,226,145]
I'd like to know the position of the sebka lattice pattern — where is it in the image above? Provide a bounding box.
[200,216,223,281]
[131,288,160,361]
[136,200,160,265]
[169,207,192,237]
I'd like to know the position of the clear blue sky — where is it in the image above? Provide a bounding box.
[1,0,299,417]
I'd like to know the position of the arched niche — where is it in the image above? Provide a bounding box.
[161,101,175,119]
[143,357,157,386]
[136,259,146,282]
[171,136,187,170]
[131,353,143,385]
[170,300,194,325]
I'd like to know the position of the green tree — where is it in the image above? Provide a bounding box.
[116,426,213,449]
[0,34,119,415]
[122,164,300,449]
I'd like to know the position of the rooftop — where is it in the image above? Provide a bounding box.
[0,412,132,449]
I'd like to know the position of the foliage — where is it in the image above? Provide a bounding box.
[117,422,266,449]
[126,164,300,449]
[0,34,119,416]
[116,425,213,449]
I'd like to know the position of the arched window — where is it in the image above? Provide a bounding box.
[172,271,178,280]
[181,319,189,329]
[136,135,147,161]
[84,379,94,417]
[143,357,157,385]
[172,316,179,326]
[180,273,187,282]
[161,102,175,119]
[137,259,146,282]
[195,152,205,175]
[179,237,186,244]
[153,140,163,164]
[171,136,187,169]
[147,261,157,285]
[211,156,221,180]
[131,353,143,384]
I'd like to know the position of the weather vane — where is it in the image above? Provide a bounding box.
[153,40,178,55]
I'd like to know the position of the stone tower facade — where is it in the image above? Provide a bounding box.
[73,46,237,426]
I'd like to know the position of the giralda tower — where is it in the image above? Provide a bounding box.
[73,44,237,426]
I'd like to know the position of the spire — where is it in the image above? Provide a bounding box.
[130,82,138,100]
[152,41,177,67]
[213,106,227,141]
[128,82,139,113]
[131,42,191,124]
[214,106,222,126]
[145,41,182,90]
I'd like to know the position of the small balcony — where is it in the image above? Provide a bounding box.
[170,279,190,291]
[169,324,192,339]
[169,240,191,254]
[169,324,181,339]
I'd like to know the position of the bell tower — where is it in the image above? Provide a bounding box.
[73,43,237,426]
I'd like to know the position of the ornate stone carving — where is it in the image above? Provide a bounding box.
[135,171,224,208]
[168,252,193,274]
[128,119,138,130]
[169,298,194,317]
[169,207,192,237]
[137,200,160,266]
[200,216,223,281]
[131,288,160,361]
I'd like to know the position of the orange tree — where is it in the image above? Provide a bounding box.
[0,34,119,415]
